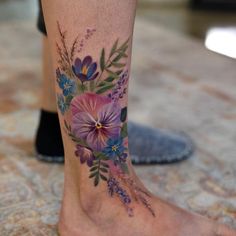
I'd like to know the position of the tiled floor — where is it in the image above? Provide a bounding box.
[0,0,236,234]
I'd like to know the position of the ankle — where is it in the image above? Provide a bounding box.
[63,151,155,221]
[63,156,114,216]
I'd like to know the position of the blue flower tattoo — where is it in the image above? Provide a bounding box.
[57,94,67,115]
[102,137,126,159]
[56,69,76,96]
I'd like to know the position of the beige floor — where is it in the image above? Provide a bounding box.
[0,0,236,234]
[137,1,236,39]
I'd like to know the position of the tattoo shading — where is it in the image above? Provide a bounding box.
[56,22,155,217]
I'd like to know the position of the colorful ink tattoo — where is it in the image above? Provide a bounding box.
[56,22,155,217]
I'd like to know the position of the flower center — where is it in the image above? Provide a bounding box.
[112,145,118,152]
[82,66,88,75]
[64,83,70,89]
[95,122,103,129]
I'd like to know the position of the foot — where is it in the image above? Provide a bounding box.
[35,111,193,164]
[58,160,235,236]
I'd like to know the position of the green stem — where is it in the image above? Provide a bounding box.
[95,50,120,86]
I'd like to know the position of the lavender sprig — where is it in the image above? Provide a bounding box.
[107,177,133,216]
[108,70,129,102]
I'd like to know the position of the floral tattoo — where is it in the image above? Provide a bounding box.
[56,22,155,217]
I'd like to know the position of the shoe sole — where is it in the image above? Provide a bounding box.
[35,151,64,164]
[131,133,195,165]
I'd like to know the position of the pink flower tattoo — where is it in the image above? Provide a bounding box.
[71,93,121,151]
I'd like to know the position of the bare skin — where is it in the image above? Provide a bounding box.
[57,154,235,236]
[41,36,57,112]
[41,1,236,235]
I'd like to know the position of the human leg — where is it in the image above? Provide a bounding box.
[35,36,64,162]
[41,1,235,235]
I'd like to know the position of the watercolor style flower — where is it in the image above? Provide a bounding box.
[75,144,95,167]
[72,56,99,83]
[56,70,76,96]
[71,93,121,151]
[107,177,132,205]
[108,70,129,101]
[57,94,67,115]
[102,137,126,159]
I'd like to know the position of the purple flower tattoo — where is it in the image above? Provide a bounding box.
[72,56,99,83]
[75,145,95,167]
[71,93,121,151]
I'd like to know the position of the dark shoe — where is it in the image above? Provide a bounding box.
[35,110,64,163]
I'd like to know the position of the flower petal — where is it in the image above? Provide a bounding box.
[87,62,97,79]
[87,157,94,167]
[63,89,69,96]
[88,72,99,81]
[75,58,82,68]
[98,102,121,138]
[77,73,88,82]
[82,56,92,68]
[86,129,108,151]
[80,155,86,164]
[71,93,110,117]
[73,58,82,75]
[72,65,77,76]
[71,111,96,140]
[58,74,66,89]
